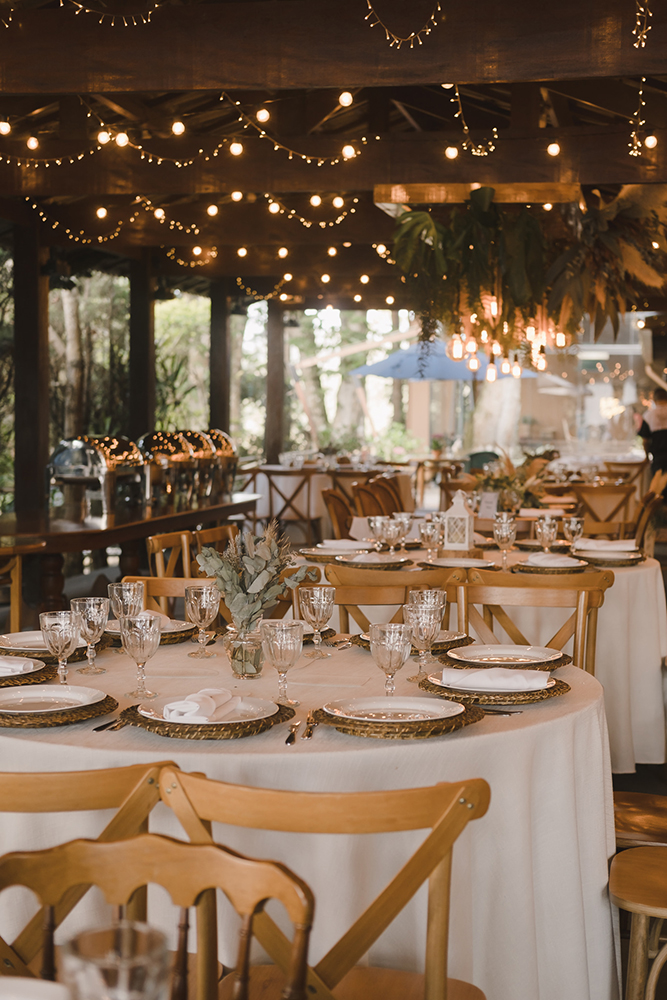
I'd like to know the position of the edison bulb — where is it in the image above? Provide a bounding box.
[486,362,497,382]
[448,335,464,361]
[645,134,658,149]
[115,132,129,147]
[283,272,293,281]
[192,246,202,256]
[354,294,362,302]
[206,204,218,217]
[268,202,281,214]
[229,141,244,156]
[96,207,107,219]
[547,141,561,157]
[280,293,288,301]
[171,120,185,135]
[230,191,243,202]
[543,203,553,211]
[360,274,369,284]
[445,146,459,160]
[278,247,289,258]
[237,247,248,257]
[467,355,481,372]
[339,91,353,107]
[97,130,110,144]
[154,208,165,220]
[555,331,566,348]
[26,136,39,150]
[525,325,536,342]
[327,247,337,257]
[491,341,502,355]
[511,362,522,378]
[341,144,356,159]
[536,356,547,371]
[501,358,511,374]
[652,241,660,249]
[385,296,395,305]
[637,319,646,329]
[321,274,331,283]
[376,244,387,255]
[310,195,322,207]
[333,196,344,209]
[0,121,11,136]
[256,108,270,123]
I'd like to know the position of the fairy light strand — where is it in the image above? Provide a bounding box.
[236,276,286,300]
[629,77,647,156]
[262,193,358,228]
[25,196,135,243]
[2,0,163,26]
[451,86,498,156]
[166,247,218,268]
[364,0,441,48]
[633,1,652,47]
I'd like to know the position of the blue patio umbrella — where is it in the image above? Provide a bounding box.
[351,339,536,380]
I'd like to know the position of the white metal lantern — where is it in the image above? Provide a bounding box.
[443,490,473,551]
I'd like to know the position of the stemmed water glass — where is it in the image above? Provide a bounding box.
[563,516,585,548]
[402,604,442,683]
[299,586,335,659]
[39,611,81,685]
[261,620,304,706]
[369,623,413,696]
[70,597,109,675]
[535,516,558,554]
[62,922,170,1000]
[381,519,402,556]
[119,615,161,700]
[493,515,516,571]
[419,521,440,562]
[184,585,220,658]
[392,512,412,554]
[108,582,145,619]
[367,515,388,552]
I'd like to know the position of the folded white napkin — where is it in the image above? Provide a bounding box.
[349,516,371,540]
[0,656,32,676]
[138,610,170,624]
[162,688,242,723]
[573,538,638,552]
[526,552,582,568]
[441,666,550,691]
[316,539,372,550]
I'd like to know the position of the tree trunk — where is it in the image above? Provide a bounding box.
[229,311,245,443]
[61,287,83,438]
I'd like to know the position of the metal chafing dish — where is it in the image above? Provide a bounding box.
[179,430,217,500]
[47,435,145,519]
[207,428,238,500]
[137,431,196,509]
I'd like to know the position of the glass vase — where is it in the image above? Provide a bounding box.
[223,625,265,679]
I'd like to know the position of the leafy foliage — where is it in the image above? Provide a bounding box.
[475,452,550,511]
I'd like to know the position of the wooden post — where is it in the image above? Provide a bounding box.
[129,251,155,440]
[13,225,49,515]
[209,280,231,432]
[264,300,285,463]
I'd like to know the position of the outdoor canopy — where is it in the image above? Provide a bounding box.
[350,339,537,381]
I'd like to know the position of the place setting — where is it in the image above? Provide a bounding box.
[570,537,646,568]
[511,515,588,574]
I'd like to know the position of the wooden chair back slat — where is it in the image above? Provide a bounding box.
[121,574,226,622]
[146,532,195,612]
[571,484,635,531]
[368,477,404,514]
[635,493,663,549]
[321,489,354,539]
[352,483,387,517]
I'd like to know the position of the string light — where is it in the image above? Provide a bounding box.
[332,196,345,209]
[543,203,553,211]
[95,207,107,219]
[547,142,561,157]
[360,274,369,284]
[235,276,286,301]
[633,1,652,47]
[171,121,185,135]
[256,108,270,123]
[268,201,281,214]
[310,195,322,207]
[321,274,331,283]
[237,247,247,257]
[501,358,511,374]
[486,362,497,382]
[386,296,395,305]
[0,121,10,136]
[26,196,133,244]
[97,130,110,144]
[445,146,459,160]
[364,0,441,48]
[192,245,202,256]
[451,86,497,156]
[645,134,658,149]
[278,247,289,258]
[154,208,165,220]
[26,137,39,150]
[354,294,362,302]
[376,244,387,255]
[339,92,353,107]
[229,141,244,156]
[166,246,217,268]
[206,204,218,217]
[283,273,293,281]
[629,78,647,155]
[2,0,163,26]
[327,247,337,256]
[262,193,356,229]
[341,144,357,159]
[115,132,129,147]
[231,191,243,202]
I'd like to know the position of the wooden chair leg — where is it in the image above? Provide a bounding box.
[649,917,664,959]
[627,912,651,1000]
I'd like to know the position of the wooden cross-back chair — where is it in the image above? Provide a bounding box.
[368,477,405,513]
[459,568,615,674]
[0,762,167,980]
[257,468,322,545]
[0,833,314,1000]
[571,483,636,536]
[0,555,22,633]
[323,565,466,633]
[192,525,240,574]
[321,489,354,539]
[634,492,664,550]
[158,766,490,1000]
[146,531,195,612]
[352,483,387,517]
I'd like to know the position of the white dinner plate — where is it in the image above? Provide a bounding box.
[0,658,47,677]
[515,539,572,550]
[0,684,106,714]
[323,696,465,722]
[422,557,496,569]
[574,549,643,562]
[335,553,411,566]
[316,540,373,551]
[105,619,193,634]
[138,695,279,724]
[448,644,561,665]
[360,629,466,644]
[0,631,86,651]
[428,672,557,694]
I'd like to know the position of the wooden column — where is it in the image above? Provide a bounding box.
[13,225,49,515]
[209,280,231,432]
[129,251,155,440]
[264,300,285,463]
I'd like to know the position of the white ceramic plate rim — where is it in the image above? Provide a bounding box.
[335,554,410,565]
[426,558,495,568]
[105,619,192,633]
[576,550,642,560]
[515,539,571,548]
[138,695,279,725]
[429,672,557,694]
[316,541,373,551]
[448,644,561,664]
[523,557,588,568]
[0,631,86,650]
[360,629,466,643]
[0,684,105,713]
[323,696,465,722]
[0,658,46,677]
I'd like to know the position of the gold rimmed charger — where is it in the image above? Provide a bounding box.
[0,633,112,664]
[106,622,197,647]
[512,561,587,575]
[437,649,572,672]
[115,702,294,740]
[351,632,475,655]
[311,703,483,740]
[419,675,570,705]
[578,554,646,568]
[0,693,118,728]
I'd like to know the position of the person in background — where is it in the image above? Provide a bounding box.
[639,387,667,476]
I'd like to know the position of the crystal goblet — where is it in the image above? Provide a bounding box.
[535,516,558,554]
[380,519,402,556]
[402,603,442,682]
[62,921,169,1000]
[184,585,220,658]
[261,620,304,706]
[419,521,440,562]
[108,582,145,620]
[392,512,412,553]
[119,614,161,700]
[70,597,109,675]
[367,515,389,552]
[369,623,413,696]
[299,586,335,659]
[563,516,585,547]
[493,516,516,571]
[39,611,80,685]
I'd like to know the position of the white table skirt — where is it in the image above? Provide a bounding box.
[0,642,618,1000]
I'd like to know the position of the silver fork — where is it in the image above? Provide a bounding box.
[323,637,352,650]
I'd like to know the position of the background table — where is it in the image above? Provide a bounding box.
[0,641,619,1000]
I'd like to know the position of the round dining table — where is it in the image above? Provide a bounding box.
[0,637,619,1000]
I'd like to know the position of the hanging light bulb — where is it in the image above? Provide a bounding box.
[97,130,110,144]
[283,272,293,281]
[310,194,322,207]
[385,296,395,305]
[547,141,561,157]
[445,146,459,160]
[536,355,547,371]
[376,244,387,255]
[491,341,502,356]
[354,294,362,302]
[115,132,129,147]
[268,202,281,214]
[96,207,107,219]
[555,331,566,348]
[501,357,511,374]
[279,293,289,301]
[341,144,357,159]
[321,274,331,283]
[467,355,481,372]
[327,247,337,256]
[206,204,218,217]
[192,246,202,256]
[229,141,244,156]
[645,134,658,149]
[466,337,478,354]
[511,360,522,378]
[489,298,498,317]
[543,203,553,211]
[278,247,289,258]
[525,325,536,342]
[637,318,646,329]
[171,120,185,135]
[237,247,248,257]
[26,136,39,150]
[446,334,465,361]
[360,274,369,284]
[256,108,270,123]
[230,191,243,202]
[339,91,353,107]
[486,362,497,382]
[333,196,344,209]
[480,329,489,343]
[0,120,11,136]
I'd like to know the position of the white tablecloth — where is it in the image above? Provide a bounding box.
[0,643,618,1000]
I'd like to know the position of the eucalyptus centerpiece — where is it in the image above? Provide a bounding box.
[475,453,550,512]
[196,520,316,678]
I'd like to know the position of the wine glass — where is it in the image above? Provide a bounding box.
[70,597,109,675]
[119,615,161,700]
[563,516,585,548]
[380,519,402,556]
[108,582,145,620]
[392,512,412,553]
[367,515,389,552]
[299,586,335,659]
[369,623,413,696]
[402,604,442,683]
[493,516,516,571]
[39,611,81,685]
[419,521,440,562]
[408,588,446,613]
[62,921,169,1000]
[535,516,558,554]
[261,620,304,706]
[184,585,220,658]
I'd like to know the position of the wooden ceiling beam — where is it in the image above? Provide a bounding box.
[0,0,663,94]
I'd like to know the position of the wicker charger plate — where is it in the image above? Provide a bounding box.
[579,554,646,568]
[0,693,118,728]
[311,703,483,740]
[512,562,586,575]
[0,663,57,687]
[437,649,572,672]
[0,633,113,665]
[351,633,475,655]
[419,675,571,705]
[116,701,294,740]
[303,627,336,645]
[107,624,197,648]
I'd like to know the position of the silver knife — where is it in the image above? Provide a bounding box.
[301,712,318,739]
[285,721,301,745]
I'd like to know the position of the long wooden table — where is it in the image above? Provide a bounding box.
[0,492,260,613]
